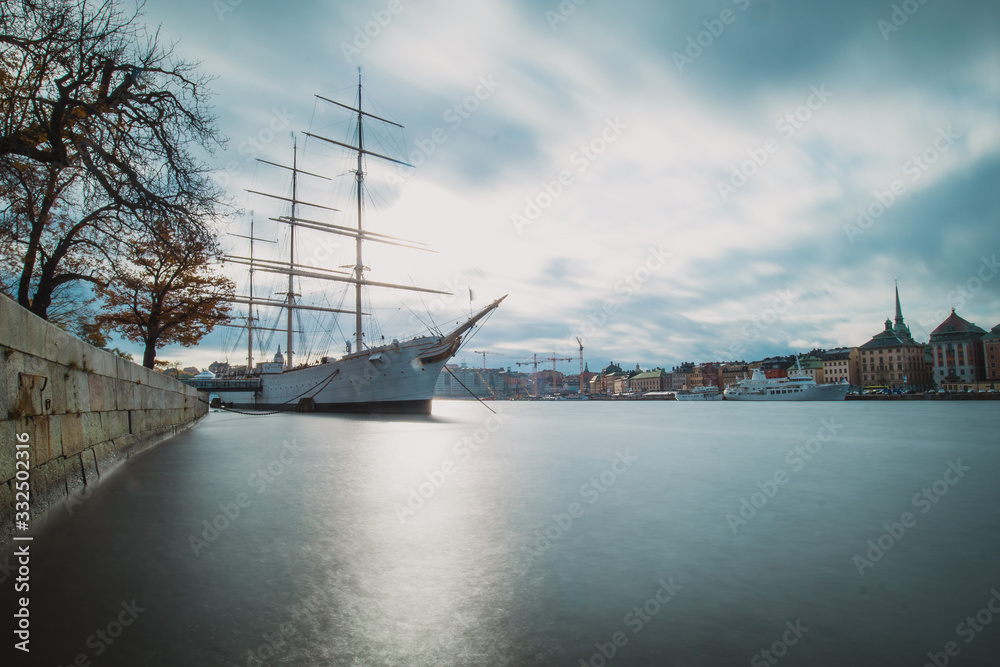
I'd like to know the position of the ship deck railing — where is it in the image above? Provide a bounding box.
[182,377,264,392]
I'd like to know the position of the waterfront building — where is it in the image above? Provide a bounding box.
[821,348,860,385]
[631,368,668,394]
[611,367,641,394]
[434,363,503,398]
[858,285,934,390]
[984,325,1000,388]
[790,356,824,383]
[928,310,987,392]
[669,363,695,391]
[698,362,720,389]
[753,356,792,379]
[719,362,750,389]
[536,369,565,394]
[505,370,532,398]
[593,362,624,394]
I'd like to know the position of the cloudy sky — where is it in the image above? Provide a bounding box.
[131,0,1000,373]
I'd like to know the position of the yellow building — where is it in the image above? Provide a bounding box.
[821,348,860,385]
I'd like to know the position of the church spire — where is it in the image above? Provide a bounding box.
[894,280,904,328]
[892,280,911,339]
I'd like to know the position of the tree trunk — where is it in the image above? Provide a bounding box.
[29,276,53,320]
[143,340,157,369]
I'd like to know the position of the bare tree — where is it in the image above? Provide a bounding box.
[0,0,230,318]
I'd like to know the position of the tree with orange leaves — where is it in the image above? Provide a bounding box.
[97,222,234,368]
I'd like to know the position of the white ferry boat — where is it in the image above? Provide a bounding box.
[723,368,850,401]
[675,386,723,401]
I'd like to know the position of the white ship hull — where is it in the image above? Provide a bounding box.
[209,338,451,414]
[723,370,850,402]
[212,79,505,415]
[675,386,723,401]
[202,298,505,415]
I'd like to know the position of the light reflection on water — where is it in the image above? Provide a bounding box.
[7,401,1000,666]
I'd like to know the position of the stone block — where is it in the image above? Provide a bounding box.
[0,479,11,516]
[93,439,126,478]
[144,368,166,390]
[81,448,99,485]
[0,296,28,348]
[5,416,49,471]
[116,380,135,411]
[103,374,118,411]
[46,323,86,369]
[29,415,57,466]
[129,409,146,434]
[82,345,119,378]
[0,349,23,419]
[110,378,127,411]
[46,362,68,415]
[114,355,132,383]
[60,412,85,456]
[50,413,63,456]
[10,370,48,418]
[30,457,66,522]
[0,419,15,482]
[0,298,47,358]
[120,433,147,458]
[88,374,105,412]
[67,370,90,414]
[66,452,85,498]
[124,358,145,384]
[0,480,12,546]
[102,410,129,440]
[81,411,104,449]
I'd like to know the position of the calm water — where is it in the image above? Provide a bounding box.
[6,401,1000,666]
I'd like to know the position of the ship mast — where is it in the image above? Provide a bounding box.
[249,214,256,370]
[226,214,276,373]
[234,74,463,369]
[287,137,299,368]
[354,72,365,351]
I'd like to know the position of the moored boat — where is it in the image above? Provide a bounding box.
[193,75,505,414]
[675,386,723,401]
[723,368,849,401]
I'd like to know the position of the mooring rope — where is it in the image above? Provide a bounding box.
[214,368,341,416]
[445,365,497,414]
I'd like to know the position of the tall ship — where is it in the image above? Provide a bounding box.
[723,366,850,401]
[197,76,505,414]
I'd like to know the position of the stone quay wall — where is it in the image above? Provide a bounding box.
[0,295,207,549]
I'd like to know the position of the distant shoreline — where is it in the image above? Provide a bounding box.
[434,393,1000,402]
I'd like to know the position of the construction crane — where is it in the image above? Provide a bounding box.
[472,350,501,369]
[576,337,585,395]
[471,367,497,399]
[516,353,573,397]
[515,354,540,398]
